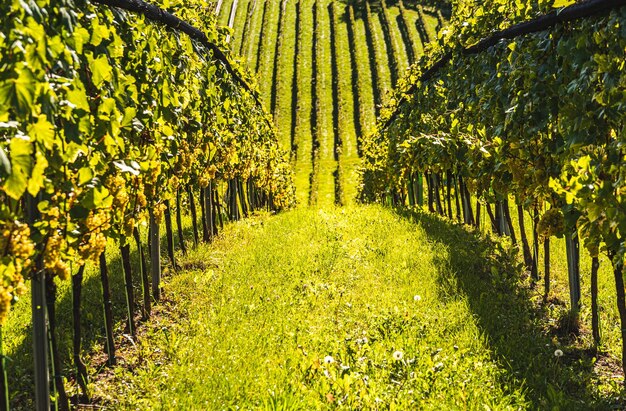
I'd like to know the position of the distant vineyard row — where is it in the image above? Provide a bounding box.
[221,0,448,205]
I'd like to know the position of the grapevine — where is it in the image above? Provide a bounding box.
[360,0,626,377]
[0,0,295,406]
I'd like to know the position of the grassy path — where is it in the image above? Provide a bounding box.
[104,206,614,409]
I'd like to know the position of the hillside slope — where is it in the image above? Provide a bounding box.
[223,0,446,206]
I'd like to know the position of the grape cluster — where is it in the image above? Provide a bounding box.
[79,233,108,263]
[0,222,32,324]
[78,211,111,262]
[43,233,71,281]
[152,203,167,223]
[537,208,565,239]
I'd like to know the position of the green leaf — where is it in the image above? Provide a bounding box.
[89,54,113,88]
[27,114,55,150]
[78,167,94,186]
[0,67,37,115]
[67,80,90,112]
[73,27,91,54]
[552,0,576,8]
[120,107,136,129]
[14,68,37,115]
[97,97,116,121]
[81,185,113,209]
[90,22,110,47]
[161,79,172,107]
[2,136,33,199]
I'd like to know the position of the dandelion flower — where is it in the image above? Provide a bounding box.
[554,349,563,357]
[413,295,421,302]
[324,355,335,364]
[393,350,403,361]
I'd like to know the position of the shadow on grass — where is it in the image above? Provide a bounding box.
[394,207,624,409]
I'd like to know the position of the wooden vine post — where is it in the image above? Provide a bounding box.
[0,326,8,411]
[99,252,117,366]
[164,199,177,269]
[187,185,200,246]
[591,256,600,344]
[565,231,581,313]
[544,238,550,301]
[497,202,508,236]
[71,266,89,399]
[133,228,151,319]
[150,211,161,302]
[120,240,136,337]
[175,189,187,255]
[27,194,50,411]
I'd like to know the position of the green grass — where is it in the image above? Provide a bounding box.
[100,205,621,409]
[398,1,425,58]
[289,0,311,206]
[217,0,233,27]
[271,0,295,150]
[386,4,412,70]
[230,0,249,54]
[350,5,377,136]
[409,187,626,392]
[314,0,336,207]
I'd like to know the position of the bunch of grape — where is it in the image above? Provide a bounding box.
[537,208,565,239]
[0,222,32,324]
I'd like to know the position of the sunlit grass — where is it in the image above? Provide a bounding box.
[104,205,620,409]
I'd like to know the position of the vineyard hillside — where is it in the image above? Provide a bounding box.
[223,0,446,205]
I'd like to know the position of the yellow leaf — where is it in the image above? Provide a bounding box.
[552,0,576,8]
[27,114,55,150]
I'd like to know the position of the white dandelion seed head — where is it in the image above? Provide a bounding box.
[324,355,335,364]
[413,295,422,302]
[393,350,403,361]
[554,349,564,357]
